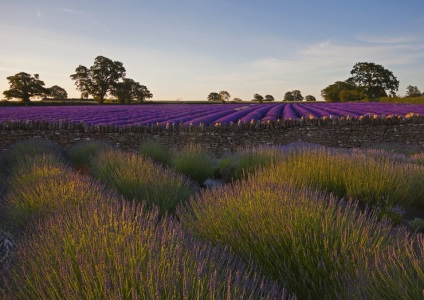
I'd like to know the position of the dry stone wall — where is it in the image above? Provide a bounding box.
[1,122,423,157]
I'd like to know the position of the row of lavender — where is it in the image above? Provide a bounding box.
[2,139,423,298]
[0,139,287,299]
[0,103,423,126]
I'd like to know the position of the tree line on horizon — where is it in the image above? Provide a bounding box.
[207,90,316,102]
[2,58,423,103]
[1,56,153,104]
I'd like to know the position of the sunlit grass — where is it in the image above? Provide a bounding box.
[1,199,289,299]
[376,96,424,104]
[179,180,424,298]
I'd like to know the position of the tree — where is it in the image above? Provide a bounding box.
[219,91,231,102]
[3,72,47,102]
[207,92,221,101]
[405,85,421,97]
[264,95,275,101]
[292,90,303,101]
[284,90,303,101]
[233,97,243,102]
[46,85,68,99]
[70,56,126,104]
[133,84,153,102]
[283,91,295,101]
[111,78,152,103]
[253,94,264,103]
[305,95,316,101]
[321,80,365,102]
[349,62,399,98]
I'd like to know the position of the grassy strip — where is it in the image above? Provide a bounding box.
[375,96,424,104]
[2,198,290,299]
[179,180,424,298]
[68,142,197,215]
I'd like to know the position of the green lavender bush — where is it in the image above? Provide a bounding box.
[251,145,424,208]
[88,149,196,214]
[1,153,113,233]
[139,140,173,166]
[0,138,64,175]
[179,180,424,298]
[67,140,113,170]
[1,199,291,299]
[172,143,215,184]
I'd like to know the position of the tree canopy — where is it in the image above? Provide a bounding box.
[264,95,275,101]
[111,78,152,103]
[207,92,221,101]
[70,56,126,104]
[253,94,264,102]
[349,62,399,98]
[405,85,422,98]
[284,90,303,101]
[305,95,316,101]
[321,62,399,102]
[219,91,231,102]
[46,85,68,99]
[321,80,365,102]
[3,72,47,102]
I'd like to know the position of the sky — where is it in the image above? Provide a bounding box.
[1,0,424,101]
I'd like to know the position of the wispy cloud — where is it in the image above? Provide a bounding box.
[56,8,89,16]
[355,34,423,45]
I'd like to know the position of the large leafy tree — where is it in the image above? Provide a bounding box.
[207,92,221,101]
[305,95,316,101]
[264,95,275,101]
[405,85,421,98]
[284,90,303,101]
[111,78,153,103]
[219,91,231,102]
[349,62,399,98]
[46,85,68,99]
[253,94,264,103]
[321,80,365,102]
[133,84,153,102]
[70,56,126,104]
[3,72,47,102]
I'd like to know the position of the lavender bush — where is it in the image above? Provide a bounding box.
[248,145,424,208]
[88,149,197,214]
[138,140,173,166]
[172,143,216,184]
[67,140,113,170]
[179,180,424,298]
[2,199,291,299]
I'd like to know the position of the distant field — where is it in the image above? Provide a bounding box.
[0,102,423,126]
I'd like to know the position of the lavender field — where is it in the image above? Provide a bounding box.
[0,102,423,126]
[1,139,423,299]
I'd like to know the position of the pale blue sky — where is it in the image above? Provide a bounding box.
[1,0,423,100]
